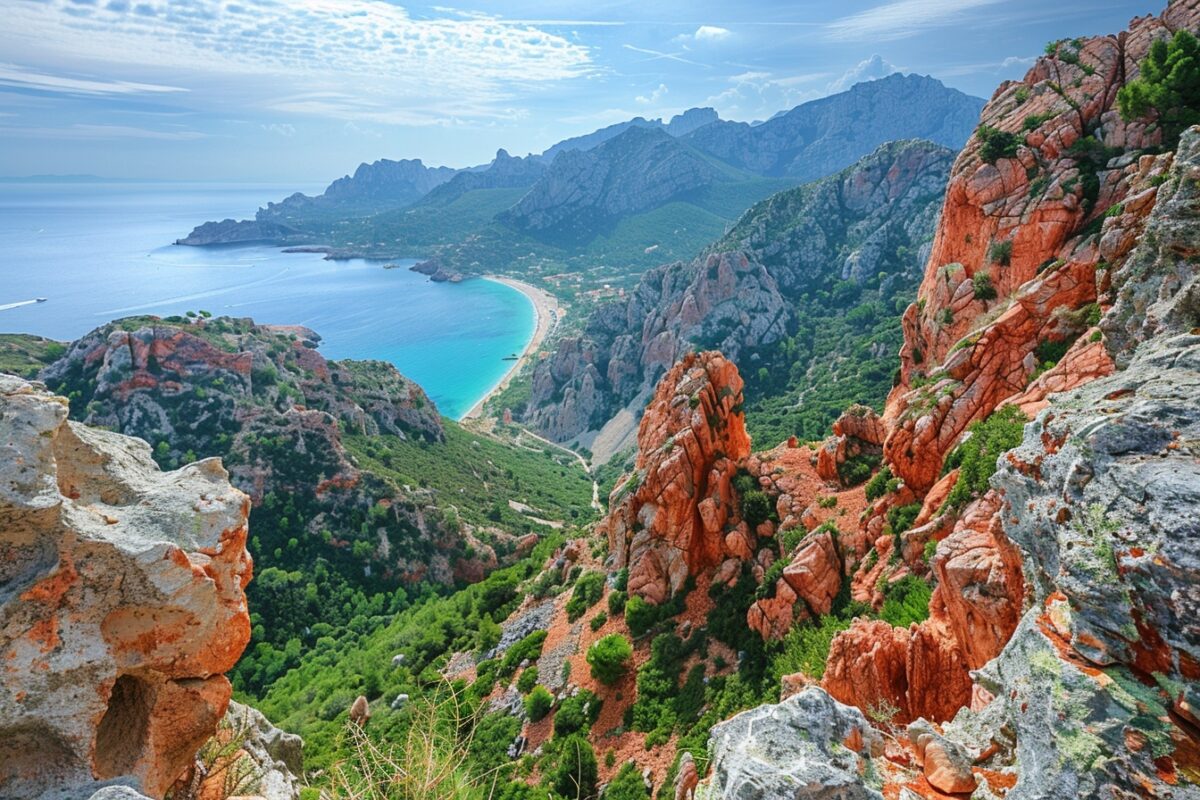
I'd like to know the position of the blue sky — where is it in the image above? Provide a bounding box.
[0,0,1155,181]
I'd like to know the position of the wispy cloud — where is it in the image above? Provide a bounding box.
[0,62,186,96]
[635,83,669,106]
[0,123,206,140]
[826,0,1004,42]
[622,44,707,68]
[261,122,295,138]
[1,0,594,125]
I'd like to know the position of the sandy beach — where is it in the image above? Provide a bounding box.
[460,275,561,420]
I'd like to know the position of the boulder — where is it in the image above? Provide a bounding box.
[0,376,252,799]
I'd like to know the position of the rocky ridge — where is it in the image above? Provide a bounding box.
[524,138,953,445]
[36,316,502,588]
[682,73,983,181]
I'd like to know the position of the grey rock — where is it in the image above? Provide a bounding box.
[699,687,884,800]
[222,701,304,800]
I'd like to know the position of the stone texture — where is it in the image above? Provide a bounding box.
[0,375,252,799]
[698,687,884,800]
[602,352,751,604]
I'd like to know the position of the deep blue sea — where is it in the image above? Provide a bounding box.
[0,182,534,419]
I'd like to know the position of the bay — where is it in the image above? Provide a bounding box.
[0,182,535,419]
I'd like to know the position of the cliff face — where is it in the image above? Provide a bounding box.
[0,375,252,799]
[602,352,751,605]
[525,139,953,445]
[499,127,729,240]
[683,74,983,181]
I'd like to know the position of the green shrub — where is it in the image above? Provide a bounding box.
[607,590,627,616]
[838,452,881,487]
[741,489,773,526]
[603,762,650,800]
[624,593,686,638]
[864,465,897,502]
[886,503,921,536]
[972,271,998,301]
[976,124,1022,163]
[1118,30,1200,147]
[500,630,547,677]
[771,613,855,681]
[525,685,554,721]
[879,575,933,628]
[517,666,539,694]
[552,735,598,800]
[566,571,606,622]
[554,689,601,736]
[987,240,1013,267]
[587,634,633,685]
[943,405,1027,510]
[590,612,608,632]
[755,559,786,600]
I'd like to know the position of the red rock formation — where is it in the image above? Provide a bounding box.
[880,15,1182,493]
[603,351,751,604]
[815,405,885,484]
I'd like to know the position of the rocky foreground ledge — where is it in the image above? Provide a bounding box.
[0,375,254,799]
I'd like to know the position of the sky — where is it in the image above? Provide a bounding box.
[0,0,1158,182]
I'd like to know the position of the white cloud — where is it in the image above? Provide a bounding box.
[635,83,668,106]
[1001,55,1037,69]
[0,123,206,140]
[693,25,731,42]
[261,122,295,137]
[0,62,186,96]
[827,0,1003,42]
[673,25,731,46]
[706,70,830,121]
[0,0,593,125]
[828,54,901,93]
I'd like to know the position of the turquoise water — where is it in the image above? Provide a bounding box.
[0,182,535,419]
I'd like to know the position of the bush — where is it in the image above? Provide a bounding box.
[987,240,1013,267]
[554,689,601,736]
[524,686,553,721]
[838,452,880,487]
[587,634,633,685]
[566,571,606,622]
[517,666,538,694]
[886,503,921,536]
[741,489,773,526]
[972,271,998,301]
[863,465,897,502]
[943,405,1027,510]
[590,612,608,632]
[607,590,627,616]
[879,575,933,628]
[1118,30,1200,147]
[552,736,598,800]
[603,762,650,800]
[976,124,1022,163]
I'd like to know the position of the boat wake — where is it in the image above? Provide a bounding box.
[0,299,40,312]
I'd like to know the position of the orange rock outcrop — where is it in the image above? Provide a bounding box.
[603,351,752,604]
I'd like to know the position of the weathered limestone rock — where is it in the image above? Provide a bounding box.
[0,376,252,799]
[698,687,884,800]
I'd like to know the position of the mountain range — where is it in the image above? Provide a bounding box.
[178,74,983,280]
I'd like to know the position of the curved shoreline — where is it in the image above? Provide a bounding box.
[459,276,560,421]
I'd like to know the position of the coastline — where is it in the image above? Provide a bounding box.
[459,276,560,421]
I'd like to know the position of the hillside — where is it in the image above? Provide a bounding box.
[21,314,595,699]
[521,138,954,451]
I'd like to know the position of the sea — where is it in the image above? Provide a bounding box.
[0,181,535,420]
